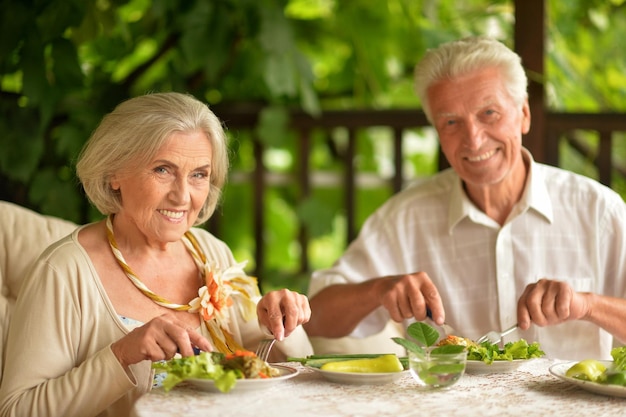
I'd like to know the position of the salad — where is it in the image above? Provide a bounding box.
[566,347,626,386]
[464,339,545,364]
[393,322,544,364]
[152,350,279,392]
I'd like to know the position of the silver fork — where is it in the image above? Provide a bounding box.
[255,338,276,362]
[426,308,456,336]
[476,324,519,345]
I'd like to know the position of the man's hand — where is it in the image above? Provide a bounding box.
[517,278,589,329]
[377,271,445,325]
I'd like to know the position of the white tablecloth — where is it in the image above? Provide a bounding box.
[130,359,626,417]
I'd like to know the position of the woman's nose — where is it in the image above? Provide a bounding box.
[169,177,191,203]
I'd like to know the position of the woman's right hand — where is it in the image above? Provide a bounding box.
[110,313,213,369]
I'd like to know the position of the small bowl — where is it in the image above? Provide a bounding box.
[408,347,467,389]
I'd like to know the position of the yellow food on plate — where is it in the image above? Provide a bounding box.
[436,335,478,348]
[319,354,404,373]
[221,350,281,379]
[565,359,607,382]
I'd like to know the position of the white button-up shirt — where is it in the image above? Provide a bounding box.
[309,150,626,360]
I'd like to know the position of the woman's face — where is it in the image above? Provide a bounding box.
[111,130,213,245]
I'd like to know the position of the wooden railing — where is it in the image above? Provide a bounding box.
[210,107,626,288]
[545,113,626,187]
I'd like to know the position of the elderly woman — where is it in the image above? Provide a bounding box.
[0,92,313,417]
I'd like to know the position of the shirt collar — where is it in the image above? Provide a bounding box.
[519,148,553,223]
[448,148,553,233]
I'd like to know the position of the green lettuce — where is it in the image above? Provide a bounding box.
[467,339,545,364]
[152,351,238,392]
[611,346,626,371]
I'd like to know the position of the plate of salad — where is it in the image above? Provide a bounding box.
[465,359,528,373]
[187,364,298,393]
[549,347,626,398]
[464,339,545,374]
[152,350,298,393]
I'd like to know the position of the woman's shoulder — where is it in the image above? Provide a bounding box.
[26,226,97,283]
[16,226,96,299]
[187,226,226,246]
[38,226,87,261]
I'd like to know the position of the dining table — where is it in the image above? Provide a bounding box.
[130,358,626,417]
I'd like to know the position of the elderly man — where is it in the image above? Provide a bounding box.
[304,36,626,360]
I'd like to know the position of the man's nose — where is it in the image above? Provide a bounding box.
[463,119,485,149]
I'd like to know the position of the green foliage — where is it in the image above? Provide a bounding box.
[1,0,624,291]
[547,0,626,111]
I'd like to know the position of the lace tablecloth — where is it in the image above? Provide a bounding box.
[130,359,625,417]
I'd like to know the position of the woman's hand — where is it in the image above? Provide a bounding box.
[110,313,213,369]
[256,289,311,341]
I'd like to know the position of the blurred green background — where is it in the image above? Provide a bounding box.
[1,0,625,292]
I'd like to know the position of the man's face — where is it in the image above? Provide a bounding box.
[427,67,530,190]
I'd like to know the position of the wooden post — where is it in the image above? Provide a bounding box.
[514,0,547,164]
[253,137,265,285]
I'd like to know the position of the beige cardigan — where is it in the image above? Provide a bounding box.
[0,225,312,417]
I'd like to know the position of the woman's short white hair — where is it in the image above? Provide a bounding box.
[414,36,528,122]
[76,92,229,225]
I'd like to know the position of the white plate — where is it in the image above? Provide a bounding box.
[187,364,298,393]
[307,366,409,385]
[549,361,626,398]
[465,359,528,374]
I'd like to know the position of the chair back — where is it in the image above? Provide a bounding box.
[0,201,77,379]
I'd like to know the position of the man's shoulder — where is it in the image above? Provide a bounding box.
[537,163,620,196]
[371,169,456,219]
[395,168,458,200]
[536,163,625,210]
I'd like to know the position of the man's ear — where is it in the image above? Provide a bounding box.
[521,99,531,135]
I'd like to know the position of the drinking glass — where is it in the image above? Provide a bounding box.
[408,347,467,389]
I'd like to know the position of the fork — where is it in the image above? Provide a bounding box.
[255,338,276,362]
[475,324,519,345]
[426,308,456,336]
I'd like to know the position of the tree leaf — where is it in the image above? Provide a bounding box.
[255,106,290,147]
[51,38,85,88]
[391,337,423,354]
[407,322,440,347]
[29,169,83,222]
[21,33,49,103]
[296,196,335,238]
[264,53,297,97]
[0,110,44,182]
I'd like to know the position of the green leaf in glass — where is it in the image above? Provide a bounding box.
[391,337,423,354]
[407,322,440,347]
